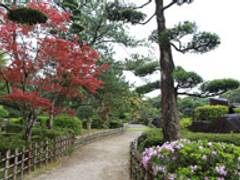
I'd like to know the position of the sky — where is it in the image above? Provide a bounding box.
[116,0,240,97]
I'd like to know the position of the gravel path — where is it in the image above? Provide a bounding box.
[29,129,143,180]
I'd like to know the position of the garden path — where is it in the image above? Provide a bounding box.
[28,125,145,180]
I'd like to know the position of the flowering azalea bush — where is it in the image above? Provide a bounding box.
[142,139,240,179]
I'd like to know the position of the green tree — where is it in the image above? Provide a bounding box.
[106,0,232,141]
[221,88,240,104]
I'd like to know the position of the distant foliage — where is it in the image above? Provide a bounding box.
[195,105,228,121]
[173,66,203,89]
[235,108,240,114]
[109,120,123,129]
[221,88,240,103]
[106,2,146,24]
[0,134,26,152]
[0,105,9,118]
[8,7,48,25]
[178,97,207,118]
[201,79,240,95]
[134,61,159,77]
[180,118,192,128]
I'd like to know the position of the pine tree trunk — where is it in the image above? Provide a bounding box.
[155,0,180,141]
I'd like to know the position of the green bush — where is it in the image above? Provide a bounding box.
[142,139,240,179]
[0,106,9,118]
[5,123,24,133]
[109,120,123,129]
[54,115,82,135]
[9,117,22,124]
[32,128,67,141]
[137,129,240,152]
[91,118,108,129]
[0,134,26,152]
[37,115,48,127]
[234,108,240,113]
[137,129,163,152]
[195,105,228,121]
[180,118,192,128]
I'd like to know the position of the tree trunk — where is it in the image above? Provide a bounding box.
[24,113,36,142]
[47,113,54,129]
[155,0,180,141]
[47,100,55,129]
[87,119,92,130]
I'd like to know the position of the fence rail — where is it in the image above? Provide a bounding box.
[0,128,124,180]
[130,140,154,180]
[74,128,124,146]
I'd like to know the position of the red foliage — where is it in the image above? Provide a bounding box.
[0,2,108,115]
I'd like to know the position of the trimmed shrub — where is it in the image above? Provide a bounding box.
[235,108,240,114]
[109,120,123,129]
[91,118,108,129]
[195,105,228,121]
[37,115,48,127]
[137,129,163,152]
[0,106,9,118]
[0,134,26,152]
[9,117,23,124]
[54,115,82,135]
[5,123,24,133]
[142,139,240,179]
[180,118,192,128]
[32,128,67,141]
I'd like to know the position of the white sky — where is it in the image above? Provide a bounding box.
[116,0,240,96]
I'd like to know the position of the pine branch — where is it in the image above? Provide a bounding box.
[0,3,10,11]
[133,0,152,9]
[162,0,177,11]
[138,12,156,25]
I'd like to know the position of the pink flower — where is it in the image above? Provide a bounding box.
[215,165,227,176]
[202,155,207,160]
[152,165,166,175]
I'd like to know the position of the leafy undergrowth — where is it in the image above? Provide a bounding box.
[138,128,240,152]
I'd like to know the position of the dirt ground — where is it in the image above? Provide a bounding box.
[28,129,143,180]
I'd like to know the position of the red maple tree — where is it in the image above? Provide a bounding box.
[0,2,108,140]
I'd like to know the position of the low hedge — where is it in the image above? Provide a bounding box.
[137,129,240,152]
[0,134,26,152]
[31,128,69,141]
[194,105,228,121]
[109,120,123,129]
[37,115,48,127]
[54,115,82,135]
[0,127,70,152]
[235,108,240,113]
[5,123,24,133]
[0,106,9,118]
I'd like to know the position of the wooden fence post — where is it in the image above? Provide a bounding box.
[53,138,57,160]
[20,148,25,180]
[33,143,38,171]
[13,149,19,180]
[4,150,10,180]
[28,144,32,173]
[45,140,49,165]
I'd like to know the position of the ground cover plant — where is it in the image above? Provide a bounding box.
[142,139,240,179]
